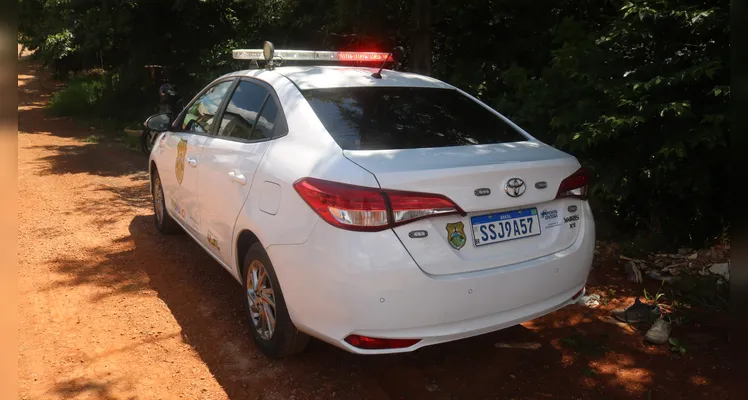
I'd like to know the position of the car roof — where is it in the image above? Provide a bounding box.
[228,66,453,90]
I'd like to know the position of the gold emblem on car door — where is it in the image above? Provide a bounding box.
[175,138,187,185]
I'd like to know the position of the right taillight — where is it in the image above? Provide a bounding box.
[556,167,590,200]
[293,177,463,231]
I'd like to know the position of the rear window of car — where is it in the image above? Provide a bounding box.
[301,87,528,150]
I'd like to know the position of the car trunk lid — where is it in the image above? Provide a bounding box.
[344,142,585,275]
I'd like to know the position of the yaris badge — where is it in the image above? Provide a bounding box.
[505,178,526,197]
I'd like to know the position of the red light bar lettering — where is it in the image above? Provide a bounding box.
[337,52,391,61]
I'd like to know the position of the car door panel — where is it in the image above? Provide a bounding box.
[156,78,236,237]
[197,137,271,262]
[152,131,180,204]
[196,79,284,266]
[169,132,208,235]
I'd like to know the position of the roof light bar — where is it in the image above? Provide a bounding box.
[232,49,392,62]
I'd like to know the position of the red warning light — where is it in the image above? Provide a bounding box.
[337,52,392,62]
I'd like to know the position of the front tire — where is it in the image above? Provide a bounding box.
[152,169,180,234]
[243,243,309,358]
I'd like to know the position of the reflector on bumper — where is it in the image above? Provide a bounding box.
[344,335,420,350]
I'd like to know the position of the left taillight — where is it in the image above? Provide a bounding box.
[293,177,463,232]
[556,167,590,200]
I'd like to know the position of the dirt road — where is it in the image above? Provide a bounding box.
[18,57,729,399]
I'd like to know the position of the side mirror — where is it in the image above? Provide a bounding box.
[145,113,171,131]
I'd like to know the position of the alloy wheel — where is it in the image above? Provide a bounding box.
[246,260,277,340]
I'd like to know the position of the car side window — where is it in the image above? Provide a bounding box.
[253,96,283,140]
[218,81,270,140]
[181,80,234,133]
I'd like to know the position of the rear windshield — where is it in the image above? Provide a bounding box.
[301,87,527,150]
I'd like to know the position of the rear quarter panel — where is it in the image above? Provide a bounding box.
[232,72,379,271]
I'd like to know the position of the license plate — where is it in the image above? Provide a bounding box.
[471,208,541,247]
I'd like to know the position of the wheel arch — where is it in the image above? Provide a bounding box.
[235,229,263,285]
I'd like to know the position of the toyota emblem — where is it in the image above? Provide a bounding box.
[505,178,526,197]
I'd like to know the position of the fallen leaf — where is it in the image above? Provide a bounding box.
[495,342,542,350]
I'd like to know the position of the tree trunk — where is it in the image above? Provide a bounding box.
[410,0,431,76]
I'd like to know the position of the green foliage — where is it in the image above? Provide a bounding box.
[668,337,687,354]
[471,0,729,247]
[82,134,102,143]
[47,75,106,117]
[643,280,667,305]
[21,0,728,248]
[41,30,76,61]
[47,70,154,130]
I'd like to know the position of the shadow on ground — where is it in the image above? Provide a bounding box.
[45,188,729,400]
[48,213,633,399]
[46,210,731,399]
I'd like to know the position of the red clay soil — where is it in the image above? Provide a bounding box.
[18,55,729,399]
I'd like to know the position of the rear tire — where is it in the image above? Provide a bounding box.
[152,169,180,234]
[243,243,309,358]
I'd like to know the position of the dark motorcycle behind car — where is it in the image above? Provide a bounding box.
[141,83,182,155]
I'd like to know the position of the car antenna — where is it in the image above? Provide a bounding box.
[371,46,404,79]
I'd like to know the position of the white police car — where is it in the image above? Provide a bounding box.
[146,42,595,358]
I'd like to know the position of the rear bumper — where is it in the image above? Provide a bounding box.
[267,202,595,354]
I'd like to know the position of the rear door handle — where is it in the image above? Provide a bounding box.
[228,171,247,185]
[187,157,198,167]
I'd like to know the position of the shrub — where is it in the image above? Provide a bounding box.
[47,74,106,117]
[47,69,157,130]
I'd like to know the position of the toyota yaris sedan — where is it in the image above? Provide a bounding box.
[146,46,594,358]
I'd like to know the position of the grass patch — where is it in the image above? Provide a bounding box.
[82,134,101,143]
[47,74,106,118]
[124,132,141,151]
[46,69,155,135]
